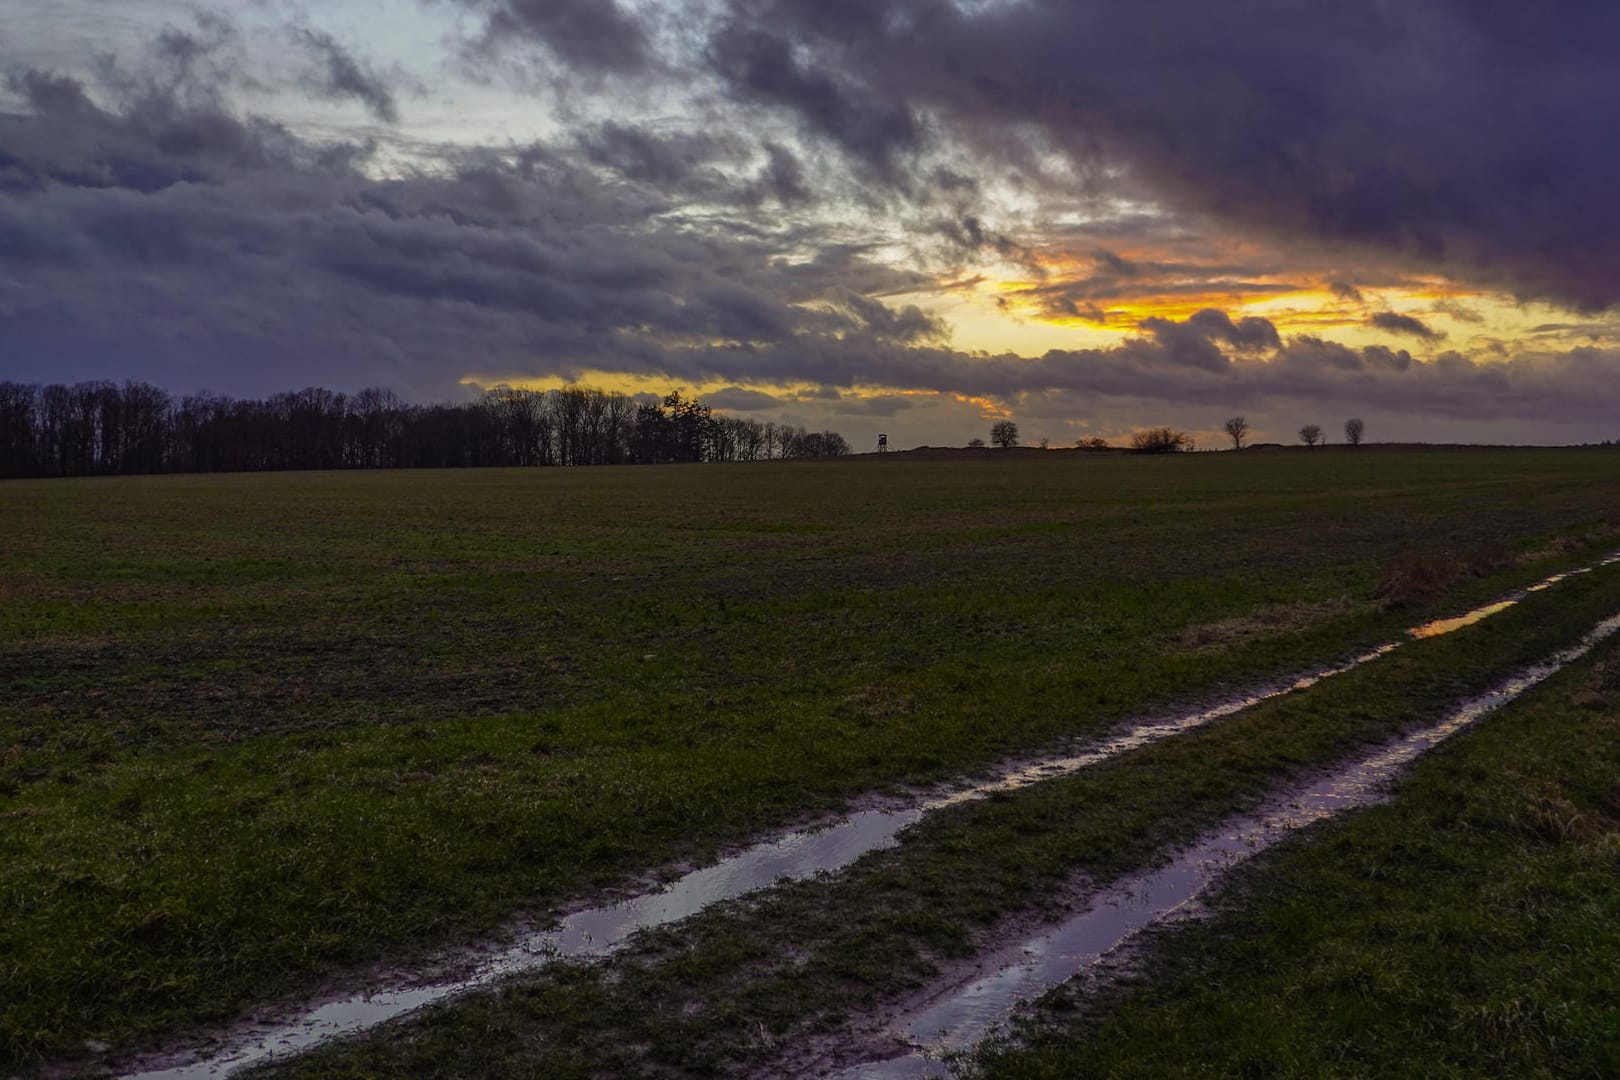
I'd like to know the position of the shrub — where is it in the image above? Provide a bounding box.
[1373,552,1459,609]
[1129,427,1190,454]
[1373,547,1512,609]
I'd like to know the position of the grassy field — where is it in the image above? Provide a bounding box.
[3,448,1620,1071]
[266,557,1620,1079]
[973,623,1620,1079]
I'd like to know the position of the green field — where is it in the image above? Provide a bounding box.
[3,449,1620,1073]
[973,634,1620,1080]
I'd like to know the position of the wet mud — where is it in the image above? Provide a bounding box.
[114,555,1619,1080]
[837,612,1620,1078]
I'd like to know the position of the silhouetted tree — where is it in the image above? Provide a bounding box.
[1345,417,1366,446]
[1223,415,1249,450]
[990,420,1020,448]
[967,437,985,448]
[1300,424,1323,447]
[663,391,713,463]
[793,430,851,458]
[0,382,38,477]
[0,381,851,479]
[1130,427,1191,454]
[1076,437,1111,451]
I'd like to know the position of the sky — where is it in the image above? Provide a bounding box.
[3,0,1620,449]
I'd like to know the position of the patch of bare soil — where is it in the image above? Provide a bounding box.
[1172,598,1356,653]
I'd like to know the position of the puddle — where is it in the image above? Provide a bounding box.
[1409,600,1518,639]
[116,658,1399,1080]
[843,612,1620,1079]
[1407,551,1620,638]
[118,811,931,1080]
[116,554,1619,1080]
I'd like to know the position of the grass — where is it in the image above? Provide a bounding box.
[972,624,1620,1078]
[2,449,1619,1070]
[256,563,1620,1078]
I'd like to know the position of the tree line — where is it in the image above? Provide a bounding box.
[974,417,1372,454]
[0,381,852,479]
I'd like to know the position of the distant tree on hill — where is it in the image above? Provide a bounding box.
[1223,415,1249,450]
[990,420,1020,448]
[967,437,986,448]
[1130,427,1191,454]
[1038,436,1050,450]
[1345,417,1366,446]
[787,429,850,458]
[1076,436,1111,451]
[1300,423,1323,447]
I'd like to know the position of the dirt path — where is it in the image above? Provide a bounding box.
[112,555,1619,1080]
[824,613,1620,1077]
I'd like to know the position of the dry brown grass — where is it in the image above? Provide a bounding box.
[1516,524,1620,566]
[1571,657,1620,710]
[1373,547,1512,609]
[1173,599,1355,653]
[1521,788,1620,846]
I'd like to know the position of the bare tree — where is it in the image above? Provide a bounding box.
[967,437,986,448]
[0,380,856,478]
[1130,427,1190,454]
[990,420,1020,448]
[1299,423,1323,448]
[1345,417,1366,446]
[1223,415,1249,450]
[1076,436,1111,451]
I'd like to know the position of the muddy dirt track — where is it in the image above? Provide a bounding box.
[112,553,1620,1080]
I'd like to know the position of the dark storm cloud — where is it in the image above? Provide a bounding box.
[1093,250,1140,280]
[574,121,774,205]
[1144,310,1283,355]
[712,0,1620,310]
[148,12,242,88]
[465,0,652,74]
[291,28,400,124]
[928,212,1037,269]
[829,393,921,418]
[0,67,949,397]
[1018,249,1299,322]
[0,69,316,194]
[8,3,1620,443]
[707,386,785,411]
[751,141,812,206]
[648,317,1620,432]
[1432,299,1485,325]
[705,20,925,187]
[1370,312,1444,340]
[765,246,937,304]
[834,290,948,344]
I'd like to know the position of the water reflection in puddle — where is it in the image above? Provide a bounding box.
[119,554,1620,1080]
[845,612,1620,1079]
[120,657,1400,1080]
[1406,553,1619,639]
[1409,599,1518,639]
[121,810,930,1080]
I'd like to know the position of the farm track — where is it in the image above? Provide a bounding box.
[109,553,1620,1080]
[833,612,1620,1077]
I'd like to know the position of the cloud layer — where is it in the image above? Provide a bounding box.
[699,0,1620,310]
[1,2,1618,445]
